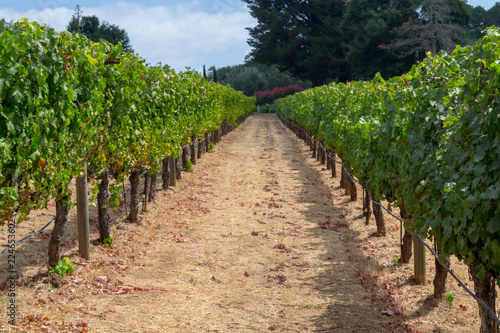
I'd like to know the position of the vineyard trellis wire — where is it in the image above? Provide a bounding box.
[1,160,173,258]
[0,217,55,258]
[0,113,248,261]
[288,120,500,327]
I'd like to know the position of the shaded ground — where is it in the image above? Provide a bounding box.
[0,113,493,332]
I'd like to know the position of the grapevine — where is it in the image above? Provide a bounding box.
[0,19,255,223]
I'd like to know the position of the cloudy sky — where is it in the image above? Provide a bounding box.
[0,0,257,73]
[0,0,497,73]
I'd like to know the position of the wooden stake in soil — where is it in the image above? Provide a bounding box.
[168,157,176,187]
[142,170,150,212]
[76,162,90,260]
[48,190,71,267]
[347,168,357,201]
[149,172,157,202]
[182,145,189,170]
[128,169,141,222]
[191,137,197,166]
[175,157,181,180]
[97,168,111,242]
[162,158,169,190]
[413,234,426,285]
[364,185,371,225]
[197,139,204,159]
[316,141,321,162]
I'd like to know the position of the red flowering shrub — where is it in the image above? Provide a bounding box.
[254,85,303,106]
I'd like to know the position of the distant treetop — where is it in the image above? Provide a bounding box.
[67,5,133,52]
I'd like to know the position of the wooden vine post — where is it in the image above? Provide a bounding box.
[182,145,189,170]
[149,171,157,202]
[175,155,182,180]
[142,170,150,212]
[347,168,357,201]
[191,136,197,166]
[76,160,90,260]
[197,137,204,159]
[413,234,426,285]
[331,153,337,178]
[97,168,111,242]
[162,158,169,190]
[168,157,176,187]
[128,169,141,222]
[364,185,371,225]
[205,133,210,152]
[312,139,317,159]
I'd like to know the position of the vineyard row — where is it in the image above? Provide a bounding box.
[0,19,255,225]
[274,28,500,332]
[280,116,500,329]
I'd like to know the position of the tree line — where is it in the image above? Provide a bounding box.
[204,63,312,96]
[244,0,500,86]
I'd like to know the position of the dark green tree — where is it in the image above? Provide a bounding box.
[230,67,268,96]
[67,5,133,52]
[209,63,311,96]
[484,3,500,27]
[341,0,418,80]
[203,65,207,79]
[468,3,500,40]
[244,0,348,86]
[381,0,469,57]
[208,66,218,83]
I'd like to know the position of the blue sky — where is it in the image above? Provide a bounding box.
[467,0,498,8]
[0,0,256,72]
[0,1,497,73]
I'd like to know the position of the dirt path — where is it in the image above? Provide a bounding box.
[96,113,389,332]
[1,113,486,332]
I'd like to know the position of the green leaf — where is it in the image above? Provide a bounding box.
[488,217,500,233]
[6,120,14,133]
[473,150,486,163]
[483,185,499,201]
[12,87,24,103]
[444,182,456,193]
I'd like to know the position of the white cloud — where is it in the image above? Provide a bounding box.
[0,6,73,31]
[0,1,256,72]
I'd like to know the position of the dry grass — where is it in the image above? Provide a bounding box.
[0,113,496,332]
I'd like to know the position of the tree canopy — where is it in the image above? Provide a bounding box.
[244,0,498,84]
[207,63,311,96]
[67,5,133,52]
[244,0,348,86]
